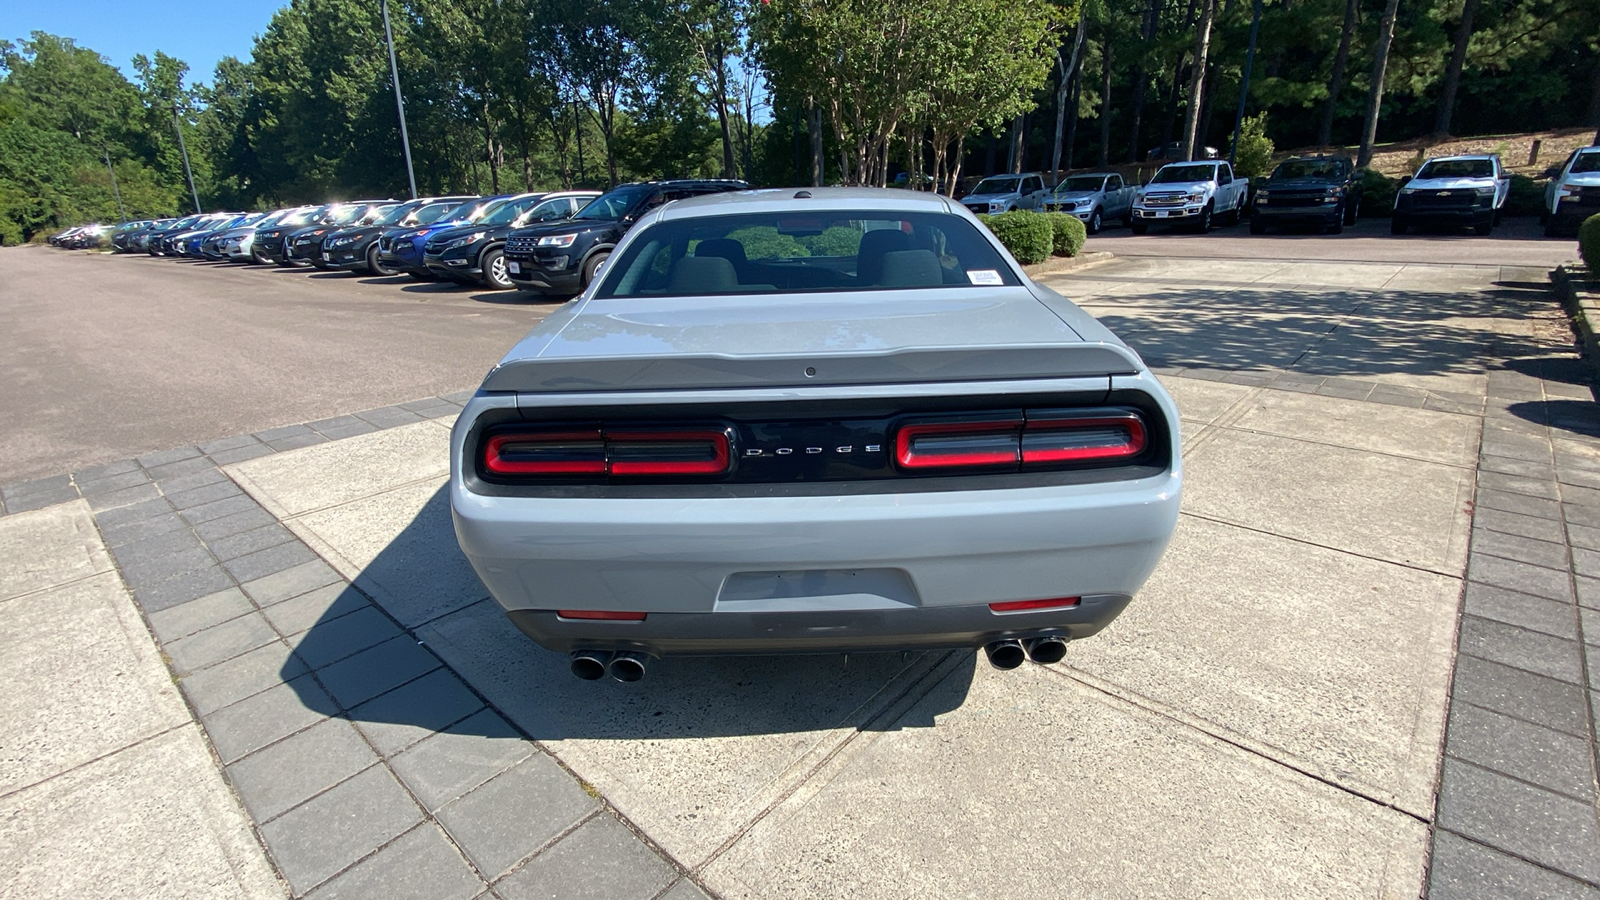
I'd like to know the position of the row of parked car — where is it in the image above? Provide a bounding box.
[956,144,1600,238]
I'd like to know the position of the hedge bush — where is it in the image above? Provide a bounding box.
[1582,213,1600,275]
[1505,174,1544,217]
[1357,168,1398,217]
[977,210,1052,265]
[1233,113,1275,179]
[1046,212,1087,257]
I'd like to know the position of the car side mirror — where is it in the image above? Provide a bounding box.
[1399,175,1412,187]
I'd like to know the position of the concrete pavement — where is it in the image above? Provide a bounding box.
[3,251,1598,898]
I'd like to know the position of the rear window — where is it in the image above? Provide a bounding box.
[595,211,1019,298]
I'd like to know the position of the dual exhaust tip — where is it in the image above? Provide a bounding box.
[570,650,647,682]
[984,636,1068,670]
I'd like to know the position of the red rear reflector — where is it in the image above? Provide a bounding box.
[1021,413,1146,464]
[557,610,648,621]
[895,419,1022,469]
[484,431,606,474]
[989,597,1081,613]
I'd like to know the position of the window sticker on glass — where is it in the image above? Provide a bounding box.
[968,269,1003,285]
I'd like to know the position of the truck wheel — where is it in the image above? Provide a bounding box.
[1131,220,1148,235]
[1195,203,1213,234]
[1088,208,1102,235]
[1326,217,1343,235]
[1390,217,1407,235]
[1225,201,1241,226]
[1344,197,1360,226]
[1249,219,1266,235]
[1475,220,1493,236]
[581,251,610,289]
[480,248,513,289]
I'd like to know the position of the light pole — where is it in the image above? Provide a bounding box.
[380,0,419,199]
[172,104,202,213]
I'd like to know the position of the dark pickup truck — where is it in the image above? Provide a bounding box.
[1250,155,1362,234]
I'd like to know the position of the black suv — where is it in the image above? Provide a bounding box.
[1250,155,1361,234]
[503,179,748,295]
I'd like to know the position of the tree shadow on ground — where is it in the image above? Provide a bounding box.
[282,483,974,742]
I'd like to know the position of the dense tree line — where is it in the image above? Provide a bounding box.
[2,0,1597,241]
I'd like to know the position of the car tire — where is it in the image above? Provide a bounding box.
[1088,208,1102,235]
[1195,203,1213,234]
[1344,196,1360,226]
[480,248,513,289]
[250,248,270,265]
[1475,220,1493,236]
[367,244,396,276]
[581,251,610,289]
[1131,220,1148,235]
[1326,212,1343,235]
[1390,217,1407,235]
[1249,219,1266,235]
[1225,202,1241,226]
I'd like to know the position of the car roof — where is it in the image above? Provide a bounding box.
[1425,154,1498,163]
[657,186,954,220]
[1059,171,1121,178]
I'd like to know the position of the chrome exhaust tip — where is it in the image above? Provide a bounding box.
[1023,636,1069,665]
[984,640,1026,670]
[570,650,612,681]
[609,651,648,683]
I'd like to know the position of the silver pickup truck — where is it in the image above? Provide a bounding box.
[1130,160,1249,234]
[1043,173,1136,234]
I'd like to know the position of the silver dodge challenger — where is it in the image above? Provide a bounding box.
[450,187,1181,682]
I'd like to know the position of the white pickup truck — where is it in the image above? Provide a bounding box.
[1131,160,1248,234]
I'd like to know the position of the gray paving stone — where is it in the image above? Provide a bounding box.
[192,506,278,542]
[207,522,295,562]
[223,540,318,583]
[1577,576,1600,611]
[1459,616,1586,684]
[1555,465,1600,491]
[1561,482,1600,508]
[307,415,365,432]
[317,422,379,441]
[291,606,405,669]
[153,467,229,496]
[180,640,309,715]
[137,446,202,468]
[1471,528,1569,570]
[352,669,490,758]
[110,527,207,566]
[1445,703,1596,802]
[73,470,151,496]
[72,459,141,481]
[1368,388,1428,408]
[1479,471,1561,501]
[1564,503,1600,530]
[1451,655,1590,737]
[1480,437,1553,464]
[92,495,174,530]
[1462,582,1578,640]
[165,480,243,511]
[494,814,673,900]
[1565,522,1600,552]
[303,824,485,900]
[659,879,714,900]
[1269,379,1321,394]
[1435,758,1600,883]
[1429,831,1600,900]
[203,675,333,764]
[263,582,370,637]
[145,455,219,481]
[1466,554,1572,602]
[85,482,162,511]
[99,511,188,545]
[1478,455,1559,480]
[387,709,528,809]
[132,564,238,613]
[436,755,599,878]
[117,544,218,590]
[147,587,255,643]
[242,559,341,606]
[200,434,264,455]
[315,636,441,709]
[266,432,329,452]
[255,423,315,442]
[1571,547,1600,580]
[2,486,80,513]
[1425,397,1484,416]
[441,390,475,405]
[1315,382,1374,400]
[1475,489,1561,520]
[165,612,279,675]
[259,765,422,896]
[227,718,378,822]
[179,493,263,526]
[355,407,425,428]
[208,443,274,466]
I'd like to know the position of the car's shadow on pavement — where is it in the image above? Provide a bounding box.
[467,291,568,305]
[356,275,417,286]
[281,483,973,741]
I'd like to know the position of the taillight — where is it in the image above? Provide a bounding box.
[482,426,731,479]
[893,409,1148,472]
[895,418,1022,469]
[989,597,1081,613]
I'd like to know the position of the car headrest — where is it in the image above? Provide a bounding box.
[855,229,914,282]
[668,255,740,293]
[694,238,747,265]
[875,249,944,287]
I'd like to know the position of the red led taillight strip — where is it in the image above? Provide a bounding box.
[483,427,731,478]
[989,597,1081,613]
[895,419,1023,469]
[1022,412,1146,464]
[606,430,730,476]
[892,409,1148,472]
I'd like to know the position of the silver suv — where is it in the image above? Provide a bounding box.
[961,173,1048,215]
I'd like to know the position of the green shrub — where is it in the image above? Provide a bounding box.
[1581,214,1600,275]
[977,210,1052,265]
[1357,168,1399,217]
[1045,213,1087,257]
[1505,174,1544,218]
[725,226,810,260]
[1233,113,1274,179]
[802,225,863,257]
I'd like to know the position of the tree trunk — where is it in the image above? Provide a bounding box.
[1065,75,1081,171]
[1358,0,1402,168]
[1434,0,1480,136]
[1318,0,1359,147]
[711,43,736,179]
[1008,114,1024,173]
[1181,0,1217,160]
[1051,20,1088,183]
[1129,0,1162,162]
[573,99,586,185]
[1099,39,1114,167]
[481,104,500,194]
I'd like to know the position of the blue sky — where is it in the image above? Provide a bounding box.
[1,0,286,85]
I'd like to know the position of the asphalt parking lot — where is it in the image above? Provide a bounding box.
[2,229,1598,899]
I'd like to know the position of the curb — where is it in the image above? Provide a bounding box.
[1553,262,1600,381]
[1024,250,1114,278]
